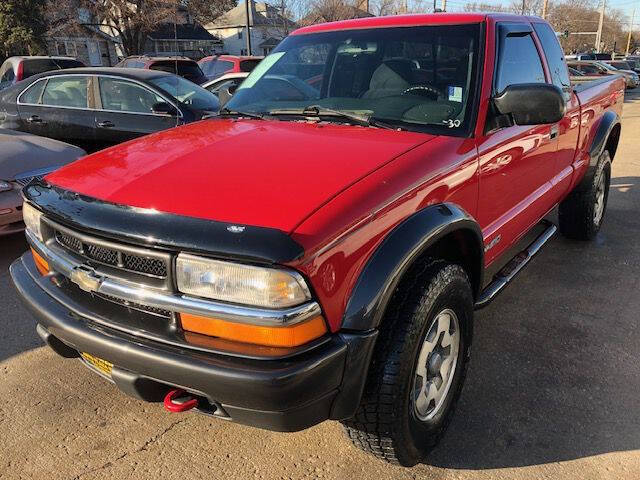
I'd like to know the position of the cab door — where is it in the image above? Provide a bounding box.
[476,23,559,265]
[532,22,581,203]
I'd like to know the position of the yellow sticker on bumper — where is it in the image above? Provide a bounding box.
[80,352,113,378]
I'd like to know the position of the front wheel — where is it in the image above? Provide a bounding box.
[342,260,473,466]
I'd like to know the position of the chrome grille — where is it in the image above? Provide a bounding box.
[95,293,172,318]
[53,228,168,279]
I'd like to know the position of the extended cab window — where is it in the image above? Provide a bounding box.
[495,32,545,93]
[533,23,570,90]
[227,24,482,135]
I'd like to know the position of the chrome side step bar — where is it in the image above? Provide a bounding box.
[475,220,557,310]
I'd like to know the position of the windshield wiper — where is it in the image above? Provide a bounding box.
[267,105,397,130]
[217,108,265,120]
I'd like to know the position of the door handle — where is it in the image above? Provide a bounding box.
[97,120,115,128]
[550,125,559,139]
[26,115,45,125]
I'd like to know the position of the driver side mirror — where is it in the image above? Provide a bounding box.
[493,84,565,125]
[217,84,238,107]
[151,101,178,116]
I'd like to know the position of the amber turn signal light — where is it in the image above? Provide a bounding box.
[31,248,50,276]
[179,313,327,348]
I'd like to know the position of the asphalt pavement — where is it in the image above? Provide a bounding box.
[1,92,639,480]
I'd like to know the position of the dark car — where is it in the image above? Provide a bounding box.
[0,68,220,152]
[0,56,85,91]
[116,56,208,85]
[198,55,263,80]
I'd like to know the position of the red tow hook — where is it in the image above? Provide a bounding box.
[163,389,199,413]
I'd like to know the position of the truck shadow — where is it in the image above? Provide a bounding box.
[0,232,42,362]
[426,177,640,469]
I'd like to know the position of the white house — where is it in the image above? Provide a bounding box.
[204,1,295,56]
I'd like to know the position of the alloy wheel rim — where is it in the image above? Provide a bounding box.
[594,173,606,225]
[412,308,460,422]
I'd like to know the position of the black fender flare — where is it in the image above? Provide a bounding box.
[579,110,620,190]
[340,203,484,331]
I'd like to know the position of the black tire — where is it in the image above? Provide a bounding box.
[559,150,612,240]
[341,260,473,466]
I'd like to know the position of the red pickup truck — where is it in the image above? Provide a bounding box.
[11,13,623,466]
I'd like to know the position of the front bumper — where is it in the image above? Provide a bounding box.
[11,253,377,431]
[0,189,24,235]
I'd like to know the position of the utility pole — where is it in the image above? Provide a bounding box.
[627,7,636,56]
[521,0,526,15]
[595,0,605,53]
[542,0,549,19]
[433,0,436,12]
[244,0,252,55]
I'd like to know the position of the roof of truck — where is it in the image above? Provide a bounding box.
[292,12,542,35]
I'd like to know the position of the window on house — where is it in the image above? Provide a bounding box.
[56,41,78,57]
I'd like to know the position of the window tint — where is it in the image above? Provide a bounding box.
[495,33,545,93]
[23,59,84,79]
[239,59,260,72]
[533,23,570,89]
[580,64,600,74]
[41,76,88,108]
[213,60,233,75]
[99,77,164,113]
[20,80,45,103]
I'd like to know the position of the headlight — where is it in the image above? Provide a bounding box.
[0,181,12,192]
[23,202,43,241]
[176,253,311,308]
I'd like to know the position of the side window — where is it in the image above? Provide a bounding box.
[533,23,570,90]
[495,32,546,93]
[99,77,164,114]
[41,76,88,108]
[213,61,234,75]
[20,80,46,104]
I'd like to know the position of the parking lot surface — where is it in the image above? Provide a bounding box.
[1,92,640,480]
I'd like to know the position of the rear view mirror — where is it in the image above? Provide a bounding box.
[152,102,177,116]
[493,84,565,125]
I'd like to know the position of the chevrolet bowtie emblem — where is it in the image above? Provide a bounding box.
[70,266,103,293]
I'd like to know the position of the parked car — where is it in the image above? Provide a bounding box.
[0,67,220,152]
[0,129,85,235]
[203,72,248,105]
[11,13,624,467]
[596,61,639,88]
[0,56,85,91]
[198,55,263,80]
[607,59,640,74]
[567,60,638,88]
[115,56,208,85]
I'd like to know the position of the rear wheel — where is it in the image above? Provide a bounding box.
[341,260,473,466]
[559,150,612,240]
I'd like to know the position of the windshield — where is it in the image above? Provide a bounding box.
[226,24,481,135]
[150,75,220,111]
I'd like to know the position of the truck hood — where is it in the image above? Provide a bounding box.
[46,119,432,232]
[0,129,86,180]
